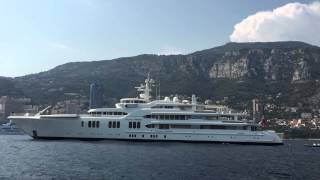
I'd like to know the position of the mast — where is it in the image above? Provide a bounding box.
[135,73,155,102]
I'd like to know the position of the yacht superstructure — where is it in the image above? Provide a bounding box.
[9,76,283,144]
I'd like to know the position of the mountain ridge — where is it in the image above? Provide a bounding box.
[1,41,320,111]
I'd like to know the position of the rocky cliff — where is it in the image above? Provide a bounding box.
[2,41,320,110]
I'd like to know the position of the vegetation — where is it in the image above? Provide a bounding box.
[0,41,319,112]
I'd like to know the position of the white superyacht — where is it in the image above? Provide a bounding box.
[9,76,283,144]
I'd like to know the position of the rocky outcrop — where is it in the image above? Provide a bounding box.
[1,41,319,109]
[207,47,316,82]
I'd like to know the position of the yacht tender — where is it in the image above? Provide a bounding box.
[9,76,283,145]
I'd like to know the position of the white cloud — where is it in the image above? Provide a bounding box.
[230,1,320,46]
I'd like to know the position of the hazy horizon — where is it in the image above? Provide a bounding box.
[0,0,318,77]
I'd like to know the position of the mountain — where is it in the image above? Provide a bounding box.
[5,41,320,111]
[0,77,24,97]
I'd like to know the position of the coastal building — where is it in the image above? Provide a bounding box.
[301,112,312,119]
[252,98,263,123]
[89,83,104,109]
[0,96,34,123]
[52,99,87,114]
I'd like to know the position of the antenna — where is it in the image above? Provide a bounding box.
[158,80,161,100]
[135,73,155,102]
[155,82,158,100]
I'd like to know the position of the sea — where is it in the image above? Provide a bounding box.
[0,135,319,180]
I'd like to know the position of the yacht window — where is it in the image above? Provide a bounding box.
[112,121,116,128]
[117,121,120,128]
[92,121,96,128]
[88,121,91,128]
[200,125,224,129]
[160,115,164,120]
[251,126,257,131]
[97,112,101,116]
[137,122,141,128]
[108,121,112,128]
[206,116,218,120]
[159,124,169,129]
[133,122,137,128]
[146,124,155,128]
[169,115,174,120]
[103,112,106,115]
[129,122,132,128]
[97,121,100,128]
[81,121,84,127]
[165,115,169,120]
[191,115,203,119]
[170,125,191,129]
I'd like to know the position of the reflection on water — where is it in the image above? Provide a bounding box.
[0,135,319,180]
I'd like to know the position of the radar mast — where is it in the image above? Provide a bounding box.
[135,73,155,102]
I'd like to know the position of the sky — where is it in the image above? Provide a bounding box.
[0,0,318,77]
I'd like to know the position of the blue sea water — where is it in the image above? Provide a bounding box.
[0,135,319,180]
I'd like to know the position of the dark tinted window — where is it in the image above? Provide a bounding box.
[129,122,132,128]
[133,122,136,128]
[137,122,141,128]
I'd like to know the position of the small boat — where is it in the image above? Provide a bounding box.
[304,143,320,147]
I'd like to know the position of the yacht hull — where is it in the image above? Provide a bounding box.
[10,116,283,145]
